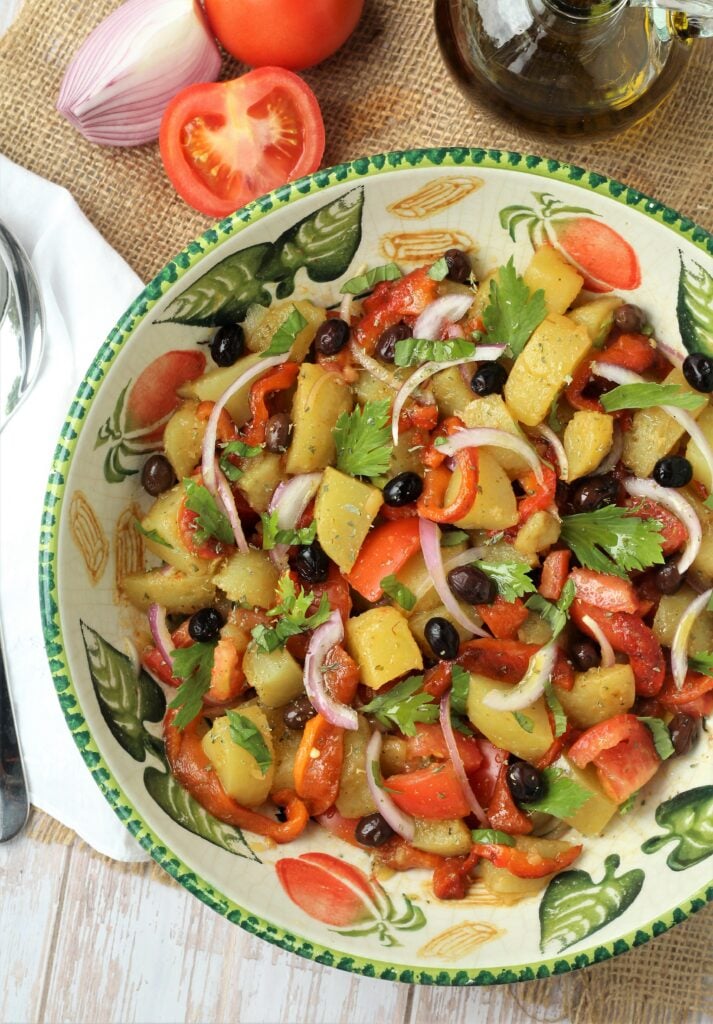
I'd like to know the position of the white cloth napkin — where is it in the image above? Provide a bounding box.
[0,154,150,861]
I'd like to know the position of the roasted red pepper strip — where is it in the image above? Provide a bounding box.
[353,267,439,354]
[518,465,557,523]
[346,518,422,600]
[422,661,454,699]
[570,568,639,614]
[417,450,479,523]
[241,361,299,445]
[476,597,529,640]
[164,710,308,843]
[625,497,688,557]
[487,763,533,835]
[432,850,479,900]
[372,838,442,873]
[458,638,574,691]
[399,402,439,433]
[471,840,582,878]
[539,549,571,600]
[196,400,238,442]
[659,671,713,709]
[565,333,657,412]
[572,599,665,696]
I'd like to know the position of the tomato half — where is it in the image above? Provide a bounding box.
[204,0,364,71]
[160,70,325,218]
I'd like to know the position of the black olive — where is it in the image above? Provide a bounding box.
[283,695,318,730]
[314,318,350,356]
[570,473,618,513]
[375,321,412,363]
[507,761,545,803]
[141,454,176,496]
[668,713,699,756]
[654,564,683,595]
[652,455,693,488]
[470,362,508,397]
[294,540,329,584]
[443,248,472,284]
[210,324,245,367]
[355,812,395,848]
[613,303,645,334]
[447,565,497,605]
[264,412,292,453]
[383,471,423,507]
[570,637,600,671]
[424,617,460,660]
[555,479,574,516]
[682,352,713,394]
[188,607,225,643]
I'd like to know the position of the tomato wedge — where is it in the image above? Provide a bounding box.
[160,69,325,217]
[386,764,471,820]
[568,713,660,803]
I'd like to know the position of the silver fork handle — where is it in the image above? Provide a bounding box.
[0,632,29,841]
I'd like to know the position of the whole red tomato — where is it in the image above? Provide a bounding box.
[204,0,364,71]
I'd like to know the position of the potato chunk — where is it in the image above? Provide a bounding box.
[122,567,215,615]
[413,818,472,856]
[563,410,614,481]
[431,366,477,418]
[479,836,579,896]
[345,606,423,690]
[623,368,706,477]
[569,296,623,344]
[336,717,377,818]
[653,585,713,652]
[555,757,618,834]
[514,510,561,557]
[243,300,324,361]
[139,482,217,576]
[504,314,591,427]
[201,708,274,807]
[163,400,206,479]
[213,549,279,608]
[466,673,554,761]
[243,643,305,708]
[557,665,635,729]
[444,450,518,530]
[686,405,713,490]
[523,245,583,315]
[236,452,283,513]
[285,364,353,474]
[178,352,262,425]
[315,467,383,572]
[462,394,530,475]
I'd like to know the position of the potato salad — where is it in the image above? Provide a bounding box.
[126,242,713,901]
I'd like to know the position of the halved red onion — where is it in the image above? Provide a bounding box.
[413,294,473,340]
[623,476,701,574]
[483,641,558,711]
[439,692,489,825]
[436,427,544,483]
[419,519,487,636]
[534,424,568,482]
[215,464,249,553]
[267,473,322,568]
[148,603,174,670]
[671,587,713,690]
[580,614,616,669]
[201,354,285,495]
[304,611,358,730]
[365,730,415,842]
[591,424,623,476]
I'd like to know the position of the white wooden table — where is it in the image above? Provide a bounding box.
[2,810,712,1024]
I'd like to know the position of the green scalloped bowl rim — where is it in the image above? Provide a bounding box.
[39,147,713,987]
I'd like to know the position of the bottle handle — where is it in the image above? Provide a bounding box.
[628,0,713,37]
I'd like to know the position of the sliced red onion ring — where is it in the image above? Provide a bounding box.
[339,292,353,324]
[304,611,358,730]
[267,473,322,568]
[215,463,249,553]
[201,354,285,495]
[148,603,174,671]
[671,587,713,690]
[580,614,615,669]
[365,730,415,842]
[591,424,623,477]
[623,476,701,574]
[413,294,473,340]
[534,424,568,482]
[436,427,544,483]
[483,641,558,711]
[419,519,487,636]
[439,691,489,825]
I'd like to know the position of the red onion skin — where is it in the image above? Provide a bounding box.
[304,612,358,730]
[438,692,489,825]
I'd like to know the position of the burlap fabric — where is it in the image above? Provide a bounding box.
[1,1,712,1018]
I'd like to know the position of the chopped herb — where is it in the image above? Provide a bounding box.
[560,505,664,579]
[441,529,469,547]
[183,478,234,546]
[361,675,438,737]
[618,792,638,815]
[370,759,398,793]
[380,574,417,611]
[226,710,272,775]
[481,257,547,358]
[704,494,713,511]
[600,382,706,413]
[218,439,262,482]
[548,398,563,434]
[450,664,473,736]
[333,399,393,479]
[524,766,592,818]
[262,306,308,357]
[689,651,713,676]
[340,263,402,295]
[471,828,516,847]
[512,711,534,733]
[260,510,318,551]
[133,518,173,549]
[525,579,576,639]
[251,574,331,653]
[639,716,675,760]
[474,559,536,603]
[393,337,477,367]
[428,256,449,281]
[168,642,216,729]
[544,681,568,738]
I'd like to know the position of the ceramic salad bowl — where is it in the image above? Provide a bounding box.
[40,148,713,986]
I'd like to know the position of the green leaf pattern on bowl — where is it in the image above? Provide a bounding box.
[677,254,713,356]
[642,786,713,870]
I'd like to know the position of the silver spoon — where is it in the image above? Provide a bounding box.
[0,222,44,841]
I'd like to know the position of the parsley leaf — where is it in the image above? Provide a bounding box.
[393,337,477,367]
[525,579,576,639]
[548,398,563,434]
[428,256,449,281]
[600,382,706,414]
[333,400,393,479]
[441,529,469,547]
[560,505,664,579]
[380,575,417,611]
[639,717,675,760]
[524,767,592,818]
[133,518,173,549]
[474,559,536,603]
[183,479,234,546]
[260,510,317,551]
[218,440,262,482]
[361,675,438,736]
[262,306,308,357]
[689,651,713,676]
[512,711,534,733]
[482,257,547,357]
[471,828,516,847]
[226,710,272,775]
[251,574,331,653]
[169,642,216,729]
[618,792,638,815]
[340,263,402,295]
[544,681,568,738]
